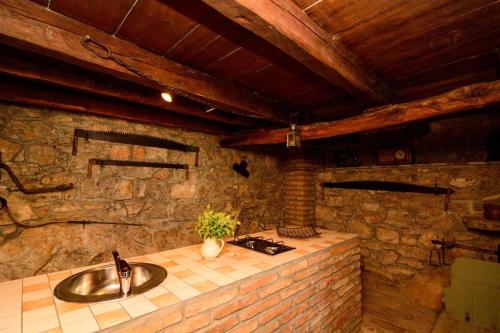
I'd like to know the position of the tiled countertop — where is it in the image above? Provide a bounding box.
[0,229,356,333]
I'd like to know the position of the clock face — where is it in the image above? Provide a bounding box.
[394,149,406,160]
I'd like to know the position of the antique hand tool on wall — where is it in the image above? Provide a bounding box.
[0,153,74,194]
[322,180,454,211]
[87,158,189,179]
[72,129,200,166]
[429,238,500,265]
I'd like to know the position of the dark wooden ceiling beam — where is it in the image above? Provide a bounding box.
[0,78,232,134]
[0,50,265,128]
[0,0,288,124]
[220,80,500,146]
[201,0,392,103]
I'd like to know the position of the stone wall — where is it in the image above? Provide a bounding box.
[315,163,500,310]
[0,104,284,281]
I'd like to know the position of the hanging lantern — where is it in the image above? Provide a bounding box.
[286,113,301,149]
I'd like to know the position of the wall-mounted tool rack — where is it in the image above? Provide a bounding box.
[0,153,74,194]
[87,159,189,179]
[429,238,500,265]
[72,129,200,166]
[322,180,454,211]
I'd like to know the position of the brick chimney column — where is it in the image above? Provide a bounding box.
[284,151,316,226]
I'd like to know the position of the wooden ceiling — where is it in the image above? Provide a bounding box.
[1,0,499,133]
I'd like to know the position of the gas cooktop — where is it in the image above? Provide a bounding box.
[228,236,295,255]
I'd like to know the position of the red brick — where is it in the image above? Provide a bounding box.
[306,251,330,266]
[239,272,277,294]
[280,260,307,277]
[293,285,316,305]
[260,298,293,324]
[294,265,319,281]
[208,314,239,333]
[231,320,258,333]
[280,280,309,300]
[239,294,280,321]
[255,319,280,333]
[184,287,238,317]
[295,307,316,328]
[259,278,293,298]
[281,302,309,324]
[213,293,258,319]
[166,312,209,332]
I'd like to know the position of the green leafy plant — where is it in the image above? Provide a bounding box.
[196,205,240,240]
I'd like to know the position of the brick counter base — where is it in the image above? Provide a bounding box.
[104,237,361,333]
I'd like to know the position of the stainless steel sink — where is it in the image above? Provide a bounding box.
[54,262,167,303]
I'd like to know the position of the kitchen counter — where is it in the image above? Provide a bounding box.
[0,229,361,333]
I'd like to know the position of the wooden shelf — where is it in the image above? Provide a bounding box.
[463,216,500,232]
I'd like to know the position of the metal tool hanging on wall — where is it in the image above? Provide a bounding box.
[72,129,200,166]
[0,153,74,194]
[322,180,454,211]
[87,159,189,179]
[0,196,141,229]
[429,238,500,266]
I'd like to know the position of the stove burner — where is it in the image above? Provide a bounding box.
[228,236,295,255]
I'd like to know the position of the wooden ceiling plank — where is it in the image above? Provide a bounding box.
[0,50,265,128]
[49,0,136,34]
[0,78,232,134]
[115,0,210,54]
[201,0,392,103]
[220,80,500,146]
[0,0,288,124]
[339,0,499,80]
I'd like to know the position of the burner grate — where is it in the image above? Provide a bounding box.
[228,236,295,255]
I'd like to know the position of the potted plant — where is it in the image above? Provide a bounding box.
[196,205,240,260]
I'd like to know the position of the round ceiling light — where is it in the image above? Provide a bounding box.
[161,92,173,103]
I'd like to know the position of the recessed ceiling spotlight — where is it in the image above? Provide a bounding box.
[161,92,173,103]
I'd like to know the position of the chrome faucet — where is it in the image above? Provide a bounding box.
[112,250,132,297]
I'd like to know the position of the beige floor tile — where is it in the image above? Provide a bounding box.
[207,274,235,287]
[22,297,54,312]
[23,282,50,294]
[150,292,180,308]
[173,269,195,279]
[58,307,94,325]
[169,286,201,300]
[189,265,210,274]
[41,327,62,333]
[23,289,53,302]
[90,301,122,315]
[0,326,21,333]
[192,281,218,293]
[159,261,177,268]
[121,298,157,318]
[226,270,250,280]
[143,286,169,299]
[94,308,130,329]
[60,317,99,333]
[23,275,49,287]
[54,300,88,314]
[0,280,21,318]
[0,314,20,330]
[216,265,237,274]
[23,315,59,333]
[254,262,272,270]
[183,275,206,285]
[23,305,57,324]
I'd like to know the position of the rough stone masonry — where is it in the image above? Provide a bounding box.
[0,104,284,281]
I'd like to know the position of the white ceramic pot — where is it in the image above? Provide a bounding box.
[201,238,224,260]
